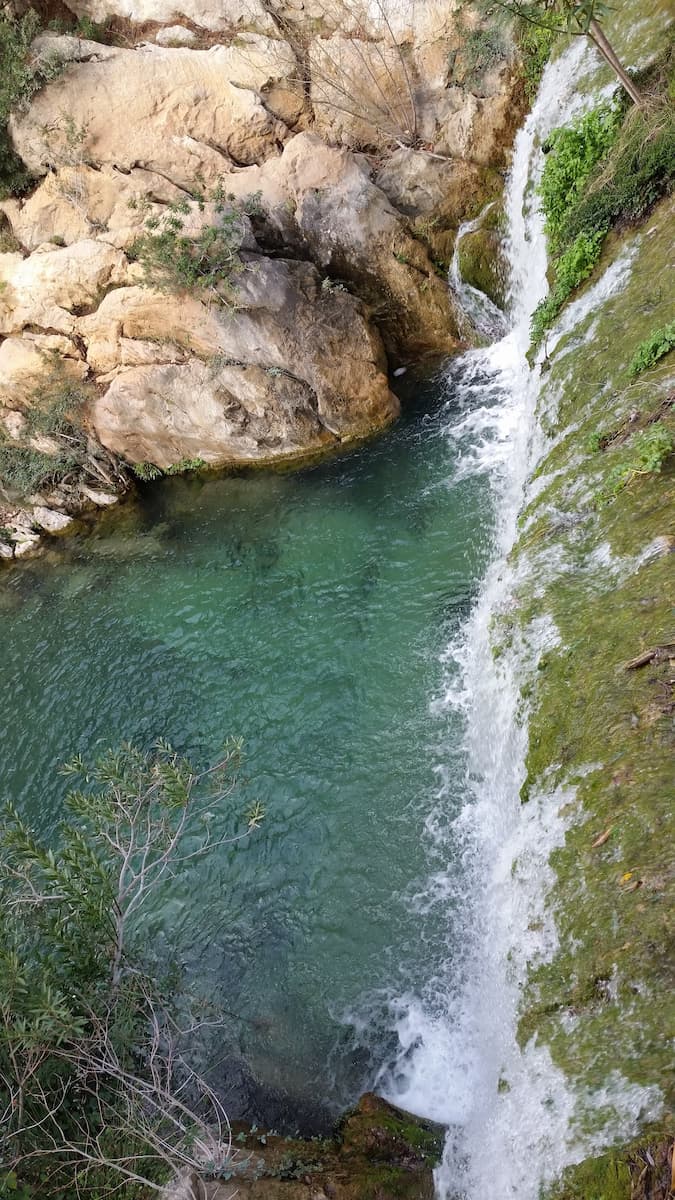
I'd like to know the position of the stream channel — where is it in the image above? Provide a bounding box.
[0,42,595,1199]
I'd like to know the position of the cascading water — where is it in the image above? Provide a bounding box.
[369,40,609,1198]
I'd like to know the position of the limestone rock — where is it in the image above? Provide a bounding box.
[0,240,129,335]
[219,132,461,359]
[9,39,295,192]
[31,505,74,533]
[1,164,194,252]
[375,149,498,220]
[457,216,508,310]
[79,484,119,506]
[83,259,398,466]
[59,0,278,35]
[154,25,197,46]
[0,333,86,396]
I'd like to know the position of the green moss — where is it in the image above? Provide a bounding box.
[544,1152,631,1200]
[457,221,508,309]
[544,1127,674,1200]
[510,196,675,1112]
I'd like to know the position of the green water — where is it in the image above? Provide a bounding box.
[0,372,496,1129]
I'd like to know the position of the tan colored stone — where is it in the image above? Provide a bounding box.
[10,39,295,192]
[0,333,85,393]
[60,0,278,34]
[79,484,119,506]
[83,257,398,465]
[218,133,460,359]
[154,25,197,46]
[31,505,74,532]
[0,240,128,336]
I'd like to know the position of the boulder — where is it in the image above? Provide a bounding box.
[9,38,296,191]
[457,216,508,310]
[196,1094,445,1200]
[215,133,461,360]
[83,259,398,466]
[0,333,86,397]
[0,240,129,335]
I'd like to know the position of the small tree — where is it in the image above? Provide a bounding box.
[505,0,644,108]
[0,739,263,1198]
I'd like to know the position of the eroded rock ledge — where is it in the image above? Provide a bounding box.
[164,1094,445,1200]
[0,0,525,557]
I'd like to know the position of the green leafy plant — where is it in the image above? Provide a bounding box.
[539,102,621,249]
[131,188,247,303]
[73,15,114,43]
[131,460,163,481]
[559,106,675,248]
[0,739,261,1198]
[164,457,206,475]
[0,368,92,501]
[530,228,605,345]
[599,422,674,502]
[0,12,67,197]
[518,17,556,98]
[628,321,675,377]
[132,458,206,482]
[530,61,674,348]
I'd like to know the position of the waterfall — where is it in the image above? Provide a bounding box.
[371,40,613,1198]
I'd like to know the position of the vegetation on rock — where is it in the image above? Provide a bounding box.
[531,51,675,346]
[508,194,674,1145]
[629,322,675,378]
[499,0,645,106]
[129,190,251,304]
[0,11,65,198]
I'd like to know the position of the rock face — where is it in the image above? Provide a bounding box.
[0,0,524,558]
[84,261,398,466]
[183,1094,445,1200]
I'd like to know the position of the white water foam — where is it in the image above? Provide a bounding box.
[371,39,660,1198]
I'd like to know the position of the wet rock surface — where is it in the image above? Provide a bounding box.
[198,1094,445,1200]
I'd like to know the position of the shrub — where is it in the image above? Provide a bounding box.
[532,75,674,346]
[455,27,506,88]
[131,189,247,303]
[0,443,80,495]
[560,108,675,245]
[518,17,556,99]
[629,322,675,377]
[0,739,261,1198]
[0,12,66,197]
[0,368,91,500]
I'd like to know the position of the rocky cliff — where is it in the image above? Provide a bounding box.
[0,0,524,558]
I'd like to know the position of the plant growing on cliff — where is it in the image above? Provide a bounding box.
[530,228,605,345]
[130,190,248,304]
[530,64,675,346]
[628,321,675,377]
[539,102,620,249]
[0,739,262,1198]
[598,422,674,502]
[0,11,66,197]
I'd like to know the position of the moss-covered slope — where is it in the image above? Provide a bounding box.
[506,190,674,1188]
